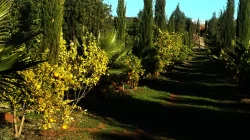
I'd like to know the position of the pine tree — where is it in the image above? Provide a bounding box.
[41,0,64,64]
[236,0,250,49]
[116,0,126,42]
[154,0,167,31]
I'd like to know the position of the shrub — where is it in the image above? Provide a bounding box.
[1,32,108,132]
[219,47,250,85]
[154,30,191,74]
[122,52,144,89]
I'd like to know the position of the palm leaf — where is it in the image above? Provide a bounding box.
[0,0,12,21]
[108,68,129,83]
[0,0,42,92]
[99,31,125,60]
[113,46,132,66]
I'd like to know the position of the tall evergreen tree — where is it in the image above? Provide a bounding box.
[172,3,186,33]
[63,0,113,43]
[204,20,208,35]
[222,0,235,48]
[168,13,175,32]
[138,0,153,57]
[154,0,167,31]
[186,18,194,47]
[196,18,200,36]
[116,0,126,42]
[41,0,64,64]
[236,0,250,49]
[208,12,218,39]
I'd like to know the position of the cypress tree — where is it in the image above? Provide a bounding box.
[168,13,175,32]
[186,18,194,47]
[196,18,200,36]
[116,0,126,42]
[140,0,154,55]
[236,0,250,49]
[172,3,186,33]
[63,0,113,43]
[208,12,218,39]
[204,20,208,35]
[41,0,64,64]
[154,0,167,31]
[222,0,235,48]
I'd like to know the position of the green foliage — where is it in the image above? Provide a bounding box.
[154,0,167,31]
[122,52,144,89]
[0,1,41,92]
[41,0,64,64]
[186,18,194,47]
[10,0,43,62]
[126,17,139,37]
[168,13,175,32]
[208,0,250,86]
[236,0,250,49]
[63,0,113,42]
[0,0,42,138]
[116,0,126,42]
[98,30,129,67]
[206,11,227,57]
[135,0,154,58]
[154,30,192,74]
[219,0,235,49]
[97,30,144,93]
[169,3,186,33]
[196,18,200,35]
[207,12,219,39]
[1,32,108,133]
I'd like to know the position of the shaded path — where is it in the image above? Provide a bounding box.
[86,49,250,140]
[146,49,249,101]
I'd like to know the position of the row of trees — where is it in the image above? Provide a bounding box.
[205,0,250,86]
[0,0,194,138]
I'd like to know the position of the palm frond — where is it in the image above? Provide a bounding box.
[0,50,21,71]
[0,0,12,21]
[108,68,129,76]
[0,0,42,92]
[7,30,41,47]
[99,31,125,59]
[108,68,129,82]
[113,46,132,65]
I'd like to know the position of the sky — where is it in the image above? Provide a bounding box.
[104,0,239,24]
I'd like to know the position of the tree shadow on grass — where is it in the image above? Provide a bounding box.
[139,78,246,101]
[85,96,250,140]
[140,50,249,101]
[85,50,250,140]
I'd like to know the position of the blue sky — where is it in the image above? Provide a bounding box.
[104,0,239,23]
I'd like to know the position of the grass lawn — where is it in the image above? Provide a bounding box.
[1,50,250,140]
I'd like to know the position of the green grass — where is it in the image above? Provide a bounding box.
[1,49,250,140]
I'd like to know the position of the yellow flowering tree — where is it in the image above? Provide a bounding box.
[154,30,192,74]
[1,32,108,133]
[122,52,144,89]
